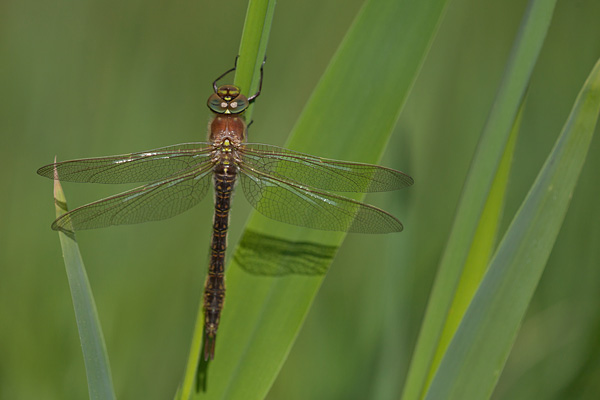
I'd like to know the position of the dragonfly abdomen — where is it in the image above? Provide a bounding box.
[203,167,237,360]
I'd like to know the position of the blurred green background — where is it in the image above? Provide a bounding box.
[1,0,599,399]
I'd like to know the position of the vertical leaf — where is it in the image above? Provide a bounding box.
[54,171,116,400]
[401,1,558,398]
[426,55,600,400]
[428,95,523,382]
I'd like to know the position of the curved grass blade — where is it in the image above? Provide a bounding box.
[53,166,116,400]
[401,1,558,398]
[425,56,600,400]
[185,0,449,398]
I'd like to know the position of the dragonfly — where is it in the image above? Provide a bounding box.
[37,59,414,360]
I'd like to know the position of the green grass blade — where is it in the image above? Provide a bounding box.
[53,174,116,400]
[425,55,600,400]
[188,0,449,398]
[234,0,276,122]
[401,1,557,399]
[428,93,523,383]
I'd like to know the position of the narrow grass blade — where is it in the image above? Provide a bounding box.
[401,1,557,399]
[425,55,600,400]
[427,94,522,384]
[188,0,449,399]
[53,168,116,400]
[234,0,276,122]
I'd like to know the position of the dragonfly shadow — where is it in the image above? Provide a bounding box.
[233,229,337,276]
[196,336,210,393]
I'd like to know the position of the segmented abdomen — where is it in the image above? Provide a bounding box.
[203,166,237,360]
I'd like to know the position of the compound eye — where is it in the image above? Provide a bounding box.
[207,93,228,114]
[228,97,248,114]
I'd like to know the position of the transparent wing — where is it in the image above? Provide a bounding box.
[52,165,213,232]
[239,143,413,192]
[239,165,403,233]
[37,142,214,184]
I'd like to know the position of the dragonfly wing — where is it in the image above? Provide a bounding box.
[239,165,403,233]
[240,144,413,192]
[52,165,213,232]
[37,142,214,184]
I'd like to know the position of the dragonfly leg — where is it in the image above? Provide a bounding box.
[247,56,266,102]
[212,56,239,92]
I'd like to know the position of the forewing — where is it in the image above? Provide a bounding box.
[240,143,413,192]
[37,142,213,184]
[239,165,403,233]
[52,165,213,232]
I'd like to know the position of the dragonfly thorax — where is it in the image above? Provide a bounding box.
[208,85,249,115]
[209,114,247,143]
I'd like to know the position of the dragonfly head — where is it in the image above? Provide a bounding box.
[208,85,249,115]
